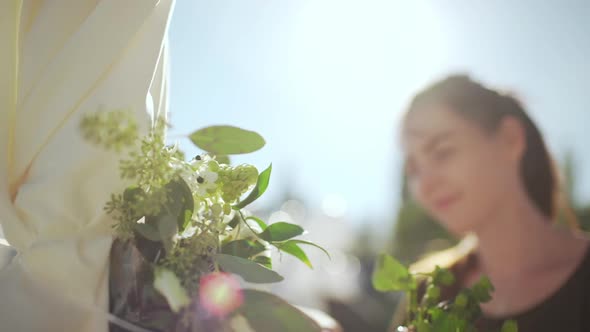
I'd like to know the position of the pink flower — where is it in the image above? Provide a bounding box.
[199,272,244,317]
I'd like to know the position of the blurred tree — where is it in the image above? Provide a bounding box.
[389,173,457,265]
[389,201,457,265]
[559,150,590,231]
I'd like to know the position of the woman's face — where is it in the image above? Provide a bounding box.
[402,105,521,236]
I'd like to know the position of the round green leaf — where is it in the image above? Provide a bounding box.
[189,125,265,155]
[215,254,283,283]
[134,222,160,242]
[163,177,194,232]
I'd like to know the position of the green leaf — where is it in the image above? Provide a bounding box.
[222,239,267,259]
[237,289,322,332]
[246,216,268,231]
[425,284,441,304]
[471,275,494,303]
[259,222,304,242]
[430,312,465,332]
[253,255,272,269]
[153,268,190,313]
[164,177,194,232]
[189,125,265,155]
[215,253,284,283]
[233,164,272,209]
[372,253,416,292]
[454,291,469,309]
[288,239,331,259]
[501,320,518,332]
[427,307,444,321]
[181,210,192,230]
[279,241,312,268]
[432,265,455,287]
[415,320,432,332]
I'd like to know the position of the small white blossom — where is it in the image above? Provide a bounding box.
[180,154,220,198]
[194,168,218,196]
[189,154,213,167]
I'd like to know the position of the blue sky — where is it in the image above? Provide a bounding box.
[167,0,590,224]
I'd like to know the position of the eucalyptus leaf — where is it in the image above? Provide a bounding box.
[215,253,283,283]
[372,253,416,292]
[259,222,304,242]
[156,214,178,253]
[279,241,312,268]
[134,223,160,242]
[233,164,272,209]
[253,256,272,269]
[237,289,322,332]
[153,268,190,313]
[133,232,164,262]
[189,125,265,155]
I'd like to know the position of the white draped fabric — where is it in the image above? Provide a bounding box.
[0,1,174,330]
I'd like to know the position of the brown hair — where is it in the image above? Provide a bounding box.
[406,74,559,220]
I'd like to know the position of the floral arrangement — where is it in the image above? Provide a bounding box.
[80,110,329,332]
[372,254,518,332]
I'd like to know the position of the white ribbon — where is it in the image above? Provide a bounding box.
[0,1,175,330]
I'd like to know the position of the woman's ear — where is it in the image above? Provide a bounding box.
[498,116,526,164]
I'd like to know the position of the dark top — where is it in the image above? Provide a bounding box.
[477,246,590,332]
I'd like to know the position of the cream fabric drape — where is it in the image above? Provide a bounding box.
[0,1,174,330]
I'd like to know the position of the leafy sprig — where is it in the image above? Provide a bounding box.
[372,254,517,332]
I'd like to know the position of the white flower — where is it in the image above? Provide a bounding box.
[189,154,213,167]
[180,155,219,198]
[194,168,218,196]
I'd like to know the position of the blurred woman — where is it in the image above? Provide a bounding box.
[397,75,590,331]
